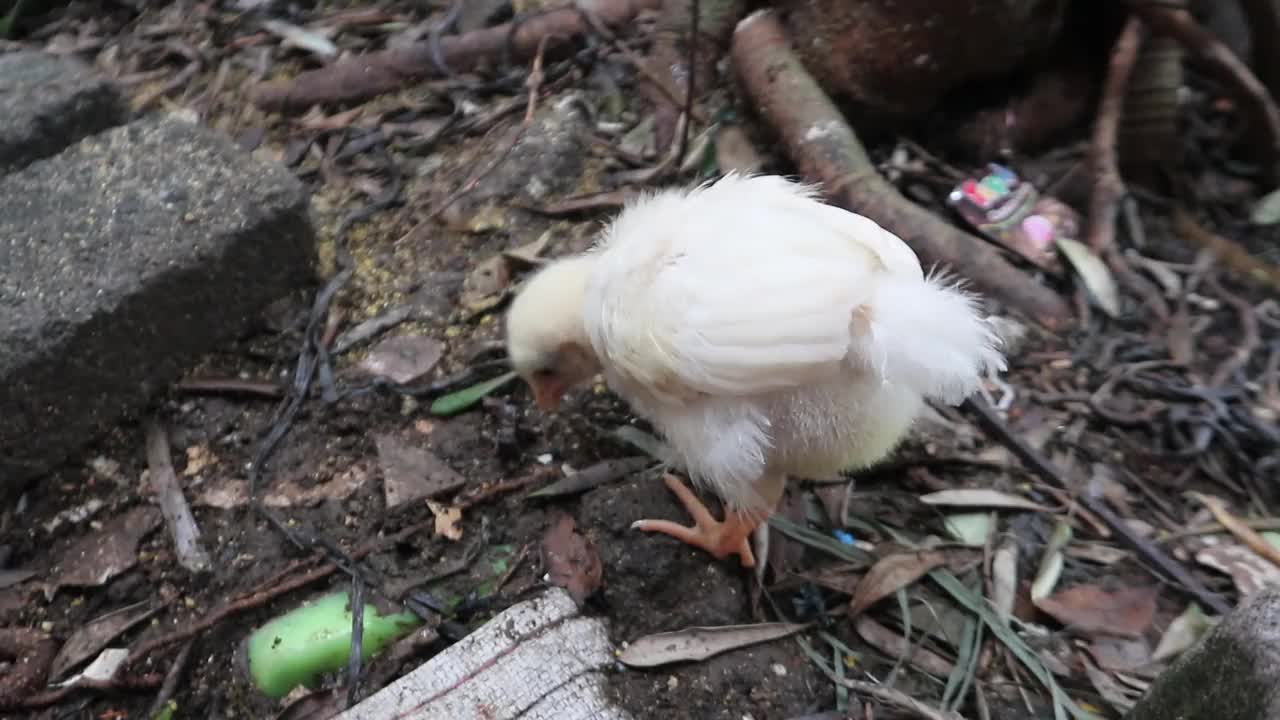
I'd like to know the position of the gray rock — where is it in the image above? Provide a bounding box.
[467,94,590,205]
[1124,588,1280,720]
[0,50,129,174]
[0,114,315,492]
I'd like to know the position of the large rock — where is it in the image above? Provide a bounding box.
[337,587,632,720]
[0,115,315,492]
[0,50,129,174]
[1124,588,1280,720]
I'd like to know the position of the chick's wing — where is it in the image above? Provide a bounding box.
[582,176,920,404]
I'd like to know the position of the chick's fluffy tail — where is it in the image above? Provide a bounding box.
[855,270,1007,405]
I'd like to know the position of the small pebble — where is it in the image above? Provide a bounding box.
[40,621,54,633]
[667,675,679,690]
[770,663,787,677]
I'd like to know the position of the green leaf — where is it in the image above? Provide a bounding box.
[429,371,517,416]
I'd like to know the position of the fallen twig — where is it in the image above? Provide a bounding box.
[1087,17,1140,258]
[1191,492,1280,570]
[144,419,211,574]
[1087,16,1170,323]
[729,10,1072,331]
[173,377,284,399]
[252,0,661,113]
[1127,0,1280,182]
[144,639,193,719]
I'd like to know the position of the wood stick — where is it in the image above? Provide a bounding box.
[252,0,662,113]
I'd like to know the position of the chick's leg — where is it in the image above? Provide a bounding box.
[632,473,784,569]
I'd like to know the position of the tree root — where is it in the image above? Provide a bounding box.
[730,10,1072,331]
[251,0,662,114]
[1127,0,1280,183]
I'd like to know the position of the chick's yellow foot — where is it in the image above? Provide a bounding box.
[631,473,758,568]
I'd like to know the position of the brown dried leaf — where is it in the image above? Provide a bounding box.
[1035,584,1158,638]
[853,615,954,678]
[48,507,161,599]
[459,255,511,313]
[849,550,946,617]
[618,621,806,668]
[183,444,218,477]
[428,501,464,541]
[502,230,552,268]
[1080,651,1139,714]
[49,603,160,681]
[919,488,1048,512]
[1088,635,1155,674]
[195,465,371,510]
[357,334,445,385]
[375,434,467,509]
[540,513,602,605]
[1195,541,1280,597]
[1152,603,1214,662]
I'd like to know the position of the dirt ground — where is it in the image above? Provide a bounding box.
[3,1,1280,719]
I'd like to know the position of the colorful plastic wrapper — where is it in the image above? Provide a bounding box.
[947,163,1078,274]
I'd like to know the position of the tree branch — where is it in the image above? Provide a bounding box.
[730,10,1072,331]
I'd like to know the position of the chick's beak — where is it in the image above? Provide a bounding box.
[529,376,566,411]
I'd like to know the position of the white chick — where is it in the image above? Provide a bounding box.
[505,173,1005,567]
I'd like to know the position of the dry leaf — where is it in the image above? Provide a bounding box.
[0,569,34,590]
[52,647,129,687]
[1195,540,1280,597]
[942,511,991,546]
[1251,185,1280,225]
[618,622,806,668]
[1080,651,1139,713]
[357,335,445,385]
[427,501,463,541]
[183,444,217,476]
[849,550,946,617]
[539,514,602,605]
[502,230,552,267]
[920,488,1048,512]
[853,615,954,677]
[261,19,338,57]
[47,507,161,600]
[1088,635,1155,674]
[1031,519,1072,602]
[374,434,466,509]
[459,255,511,313]
[1191,492,1280,569]
[1056,236,1121,318]
[195,466,370,509]
[1035,584,1158,638]
[1152,603,1215,662]
[991,538,1019,622]
[49,603,160,680]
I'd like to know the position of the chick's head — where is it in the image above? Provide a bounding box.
[505,253,601,411]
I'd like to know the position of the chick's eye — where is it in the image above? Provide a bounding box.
[532,368,556,379]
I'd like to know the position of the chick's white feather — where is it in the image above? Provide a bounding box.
[531,173,1005,513]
